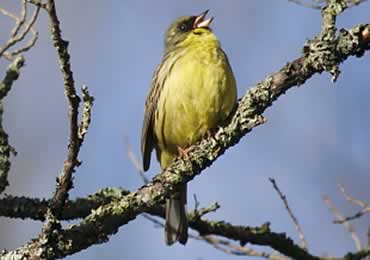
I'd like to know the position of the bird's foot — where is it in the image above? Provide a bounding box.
[177,146,192,160]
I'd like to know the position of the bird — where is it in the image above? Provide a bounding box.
[141,10,237,246]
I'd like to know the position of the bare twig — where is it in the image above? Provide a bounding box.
[0,3,40,60]
[200,235,287,259]
[9,31,39,58]
[333,184,370,224]
[11,0,27,37]
[143,208,283,259]
[340,184,368,206]
[269,178,308,250]
[288,0,322,9]
[347,0,369,7]
[323,195,362,251]
[125,137,149,183]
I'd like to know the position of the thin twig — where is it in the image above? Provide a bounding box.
[193,202,220,219]
[78,85,94,143]
[11,0,27,37]
[27,0,47,8]
[125,137,149,183]
[201,235,283,259]
[333,184,370,224]
[347,0,369,7]
[288,0,322,9]
[323,195,362,251]
[143,210,282,259]
[9,31,39,58]
[0,3,40,59]
[339,184,368,208]
[269,178,308,250]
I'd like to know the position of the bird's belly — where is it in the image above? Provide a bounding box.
[155,53,237,157]
[166,90,220,148]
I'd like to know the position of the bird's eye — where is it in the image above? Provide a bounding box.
[179,23,188,32]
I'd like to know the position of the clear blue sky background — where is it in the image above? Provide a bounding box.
[1,1,370,259]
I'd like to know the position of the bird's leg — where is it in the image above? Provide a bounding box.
[177,129,217,161]
[177,146,192,160]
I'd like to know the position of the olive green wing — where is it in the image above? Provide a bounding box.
[141,57,166,171]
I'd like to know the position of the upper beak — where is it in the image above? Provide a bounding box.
[193,9,213,29]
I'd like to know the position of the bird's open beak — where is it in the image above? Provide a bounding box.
[193,10,213,29]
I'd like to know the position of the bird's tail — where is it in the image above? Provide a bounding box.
[165,184,188,245]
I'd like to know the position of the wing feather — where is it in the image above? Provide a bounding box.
[141,55,168,171]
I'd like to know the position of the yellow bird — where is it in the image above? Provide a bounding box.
[141,10,237,245]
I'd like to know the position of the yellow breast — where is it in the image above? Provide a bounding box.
[154,32,237,168]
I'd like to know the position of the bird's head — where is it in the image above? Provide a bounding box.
[164,10,215,51]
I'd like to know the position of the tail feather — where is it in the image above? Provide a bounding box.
[165,184,188,245]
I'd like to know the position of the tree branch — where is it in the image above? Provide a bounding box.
[323,195,363,251]
[0,56,25,194]
[0,188,129,221]
[269,178,307,250]
[1,0,370,259]
[45,0,80,215]
[1,15,369,258]
[333,184,370,224]
[0,3,40,60]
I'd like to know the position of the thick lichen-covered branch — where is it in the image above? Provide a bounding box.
[0,56,25,99]
[0,188,129,221]
[0,56,25,194]
[189,218,370,260]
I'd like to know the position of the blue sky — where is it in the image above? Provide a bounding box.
[1,1,370,259]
